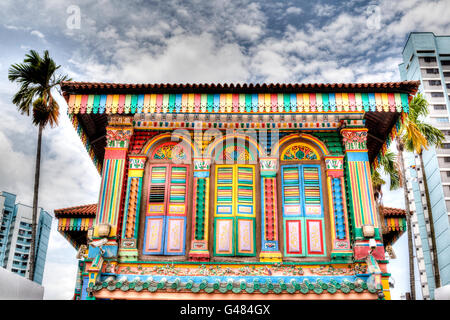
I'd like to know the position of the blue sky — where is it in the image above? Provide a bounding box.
[1,0,449,299]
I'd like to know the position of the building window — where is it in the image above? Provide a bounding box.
[431,92,444,97]
[429,80,441,86]
[424,57,436,63]
[446,171,450,177]
[426,68,440,74]
[280,164,326,257]
[444,72,450,77]
[278,141,327,258]
[441,60,450,65]
[435,117,449,123]
[442,143,450,149]
[434,104,447,110]
[213,164,256,256]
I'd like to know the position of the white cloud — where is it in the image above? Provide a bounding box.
[234,23,263,42]
[69,32,251,83]
[313,3,335,17]
[285,6,302,15]
[30,30,45,39]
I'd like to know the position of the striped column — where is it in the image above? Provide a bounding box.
[259,157,282,262]
[341,125,384,260]
[188,158,211,261]
[119,155,147,262]
[324,156,352,259]
[90,125,133,259]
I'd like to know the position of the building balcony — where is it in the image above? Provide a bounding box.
[15,239,30,246]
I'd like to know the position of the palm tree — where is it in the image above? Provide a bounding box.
[401,93,444,291]
[372,149,401,204]
[8,50,71,281]
[374,94,443,300]
[372,149,401,244]
[395,137,416,300]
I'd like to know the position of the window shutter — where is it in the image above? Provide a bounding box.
[235,165,256,256]
[281,165,305,256]
[164,165,189,255]
[144,165,168,255]
[214,165,235,256]
[301,165,326,256]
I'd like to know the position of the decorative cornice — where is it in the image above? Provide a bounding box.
[65,91,412,115]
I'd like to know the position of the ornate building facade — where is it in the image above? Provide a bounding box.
[56,81,418,300]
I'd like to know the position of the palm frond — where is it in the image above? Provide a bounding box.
[8,49,70,129]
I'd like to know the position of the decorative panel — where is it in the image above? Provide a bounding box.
[143,217,165,254]
[306,219,325,255]
[285,219,303,255]
[164,217,186,255]
[150,141,187,161]
[214,218,234,255]
[281,143,320,161]
[236,218,256,255]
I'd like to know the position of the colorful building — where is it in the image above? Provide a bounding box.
[55,81,419,300]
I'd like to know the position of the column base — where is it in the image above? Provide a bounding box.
[259,251,282,262]
[118,248,139,262]
[330,251,353,261]
[353,240,385,260]
[189,250,210,261]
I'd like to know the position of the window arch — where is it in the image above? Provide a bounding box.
[278,139,328,258]
[140,139,191,257]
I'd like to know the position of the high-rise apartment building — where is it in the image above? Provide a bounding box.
[0,191,52,285]
[399,32,450,299]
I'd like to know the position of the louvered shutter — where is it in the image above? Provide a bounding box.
[281,164,326,257]
[235,165,256,256]
[281,165,305,256]
[164,165,188,255]
[144,164,189,255]
[301,165,326,256]
[214,165,235,256]
[144,165,167,254]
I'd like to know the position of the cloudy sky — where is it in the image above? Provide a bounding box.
[1,0,449,299]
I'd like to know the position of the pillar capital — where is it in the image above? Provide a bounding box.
[259,157,278,177]
[128,154,147,176]
[340,127,368,152]
[324,155,344,178]
[105,126,134,150]
[193,158,211,177]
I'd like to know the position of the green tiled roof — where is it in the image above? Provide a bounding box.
[92,277,376,295]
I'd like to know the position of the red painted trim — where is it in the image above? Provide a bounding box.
[306,219,325,255]
[104,148,127,159]
[285,220,302,255]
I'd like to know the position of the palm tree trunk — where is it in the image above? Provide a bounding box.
[397,139,416,300]
[418,151,441,288]
[29,124,43,281]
